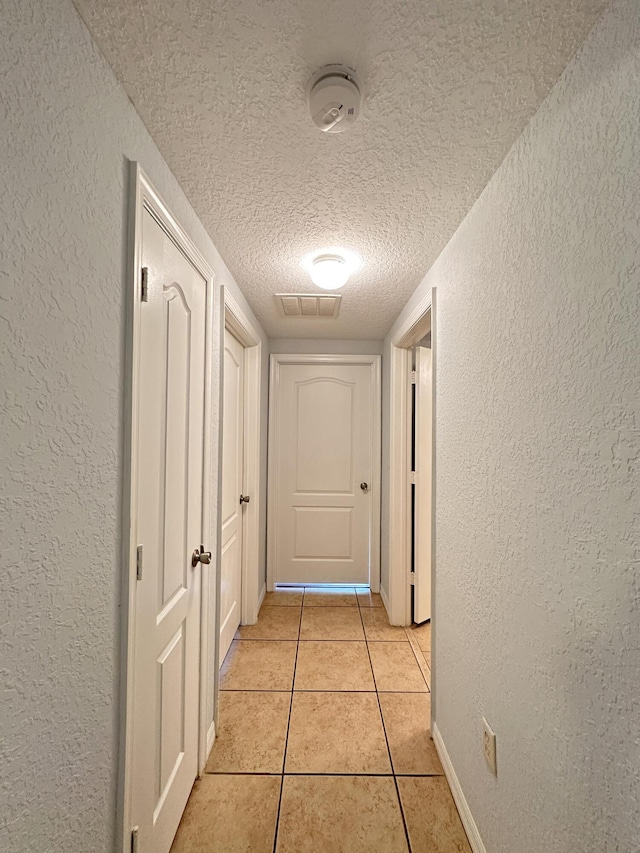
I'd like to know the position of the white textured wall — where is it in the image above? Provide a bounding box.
[269,338,383,354]
[0,1,267,850]
[385,1,640,849]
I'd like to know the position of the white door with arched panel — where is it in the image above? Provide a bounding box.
[130,206,208,853]
[219,328,244,664]
[269,356,381,586]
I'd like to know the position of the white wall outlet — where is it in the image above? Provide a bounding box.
[482,717,497,775]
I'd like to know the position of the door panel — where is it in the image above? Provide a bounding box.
[293,506,353,558]
[274,362,374,585]
[132,208,206,853]
[157,625,186,808]
[413,345,432,623]
[295,380,354,492]
[161,288,191,604]
[219,329,244,665]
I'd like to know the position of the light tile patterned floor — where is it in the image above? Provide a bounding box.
[171,588,469,853]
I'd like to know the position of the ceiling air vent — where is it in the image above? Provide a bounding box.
[275,294,341,318]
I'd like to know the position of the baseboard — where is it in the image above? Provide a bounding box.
[258,583,266,609]
[432,722,486,853]
[205,720,216,763]
[380,585,391,616]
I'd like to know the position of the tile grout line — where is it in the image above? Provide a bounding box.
[220,688,427,693]
[391,764,413,852]
[362,595,414,853]
[271,591,304,852]
[404,630,430,693]
[208,770,443,777]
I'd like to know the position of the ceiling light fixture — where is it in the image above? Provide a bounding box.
[300,247,361,291]
[310,254,350,290]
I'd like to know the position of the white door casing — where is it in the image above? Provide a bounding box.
[223,290,264,629]
[388,295,433,626]
[413,344,432,623]
[268,355,381,588]
[219,328,244,665]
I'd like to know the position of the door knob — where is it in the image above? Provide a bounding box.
[192,544,212,567]
[360,482,369,492]
[240,494,250,504]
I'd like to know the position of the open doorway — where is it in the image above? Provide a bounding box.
[388,288,435,729]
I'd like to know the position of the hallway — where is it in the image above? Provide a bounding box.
[170,588,470,852]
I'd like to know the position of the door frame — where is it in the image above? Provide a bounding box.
[222,289,264,625]
[117,163,216,853]
[267,353,382,592]
[387,289,435,728]
[413,343,432,625]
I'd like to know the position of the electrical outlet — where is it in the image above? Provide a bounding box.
[482,717,497,775]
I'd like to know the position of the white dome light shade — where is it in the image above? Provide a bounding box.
[310,254,350,290]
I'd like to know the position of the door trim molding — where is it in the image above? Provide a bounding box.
[388,288,435,731]
[118,163,216,853]
[223,289,263,626]
[267,353,381,592]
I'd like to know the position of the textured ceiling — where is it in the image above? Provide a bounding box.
[74,0,607,339]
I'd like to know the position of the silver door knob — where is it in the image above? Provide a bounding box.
[240,494,250,504]
[360,482,369,492]
[192,545,212,567]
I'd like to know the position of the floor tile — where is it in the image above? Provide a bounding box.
[276,775,408,853]
[264,588,304,606]
[220,640,297,691]
[406,620,431,651]
[236,605,300,640]
[368,642,428,692]
[379,693,443,775]
[205,691,290,773]
[361,607,409,641]
[303,587,357,606]
[356,589,384,607]
[300,606,364,641]
[285,692,391,774]
[170,774,280,853]
[294,641,375,691]
[397,776,472,852]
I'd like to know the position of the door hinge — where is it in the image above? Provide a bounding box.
[136,545,143,581]
[410,369,417,385]
[141,266,149,302]
[131,827,139,853]
[409,471,416,485]
[410,571,416,585]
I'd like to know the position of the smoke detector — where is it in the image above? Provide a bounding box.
[307,65,362,134]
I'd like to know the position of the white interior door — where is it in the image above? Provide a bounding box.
[219,328,244,664]
[413,344,432,623]
[272,360,377,585]
[131,208,207,853]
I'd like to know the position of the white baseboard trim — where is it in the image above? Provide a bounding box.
[380,585,391,617]
[258,583,266,609]
[205,720,216,763]
[432,722,486,853]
